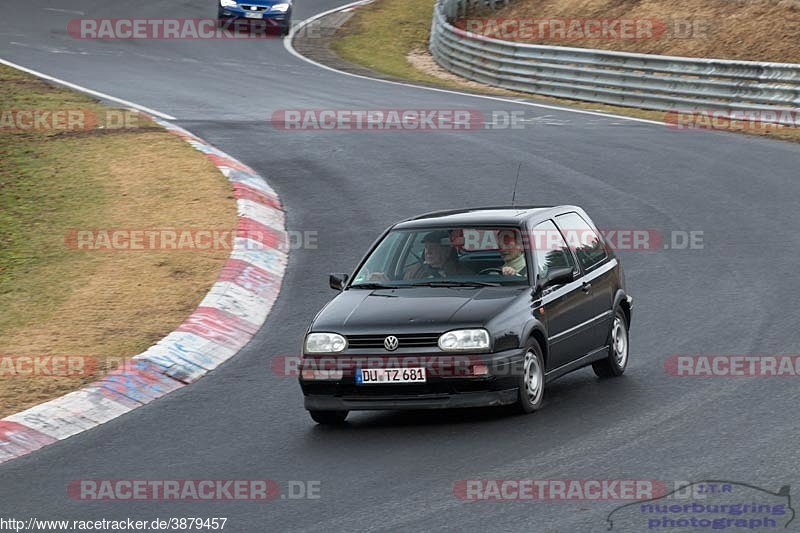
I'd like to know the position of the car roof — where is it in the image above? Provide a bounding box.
[393,206,581,229]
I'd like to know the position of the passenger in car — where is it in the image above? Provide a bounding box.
[497,229,527,277]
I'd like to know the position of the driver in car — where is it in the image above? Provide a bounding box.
[497,229,527,277]
[404,230,468,279]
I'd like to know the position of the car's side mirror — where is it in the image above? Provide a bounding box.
[329,273,349,291]
[538,267,574,291]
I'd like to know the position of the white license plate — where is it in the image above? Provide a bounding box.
[245,11,263,18]
[357,367,426,384]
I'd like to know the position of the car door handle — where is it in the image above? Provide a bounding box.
[581,281,592,293]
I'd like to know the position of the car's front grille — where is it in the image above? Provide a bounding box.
[240,5,269,11]
[346,333,440,350]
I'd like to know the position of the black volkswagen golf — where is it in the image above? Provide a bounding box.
[299,206,633,424]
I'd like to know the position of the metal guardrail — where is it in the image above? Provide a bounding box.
[429,0,800,124]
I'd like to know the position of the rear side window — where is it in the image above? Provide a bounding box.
[555,212,608,271]
[531,220,576,281]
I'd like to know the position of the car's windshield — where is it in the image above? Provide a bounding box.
[351,227,529,287]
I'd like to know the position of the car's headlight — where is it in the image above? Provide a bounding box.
[220,0,238,7]
[305,333,347,354]
[438,329,490,352]
[270,3,290,12]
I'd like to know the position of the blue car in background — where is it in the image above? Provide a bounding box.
[218,0,292,36]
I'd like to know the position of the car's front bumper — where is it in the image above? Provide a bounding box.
[218,7,291,27]
[305,388,519,410]
[299,347,525,411]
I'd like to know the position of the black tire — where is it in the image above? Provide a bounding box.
[592,308,629,378]
[309,410,349,425]
[280,26,290,36]
[516,340,545,413]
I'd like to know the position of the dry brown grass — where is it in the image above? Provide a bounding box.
[0,66,237,417]
[462,0,800,63]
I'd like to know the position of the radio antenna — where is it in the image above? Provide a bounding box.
[511,162,522,207]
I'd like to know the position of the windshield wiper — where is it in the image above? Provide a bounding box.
[410,280,501,288]
[350,282,404,289]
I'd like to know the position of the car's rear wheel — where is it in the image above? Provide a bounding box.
[516,340,545,413]
[592,309,629,378]
[309,410,349,425]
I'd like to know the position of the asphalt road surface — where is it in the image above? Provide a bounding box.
[1,0,799,531]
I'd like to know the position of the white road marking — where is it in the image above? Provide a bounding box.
[0,57,177,120]
[43,8,85,15]
[284,1,665,126]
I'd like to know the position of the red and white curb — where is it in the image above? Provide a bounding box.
[0,117,287,464]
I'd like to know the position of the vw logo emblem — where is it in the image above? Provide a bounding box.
[384,336,399,351]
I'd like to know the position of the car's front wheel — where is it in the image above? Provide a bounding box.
[516,340,545,413]
[309,410,349,425]
[592,309,629,378]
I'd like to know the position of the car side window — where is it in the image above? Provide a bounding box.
[554,212,608,271]
[531,220,576,281]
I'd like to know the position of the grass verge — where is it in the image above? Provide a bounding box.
[0,65,237,417]
[330,0,800,143]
